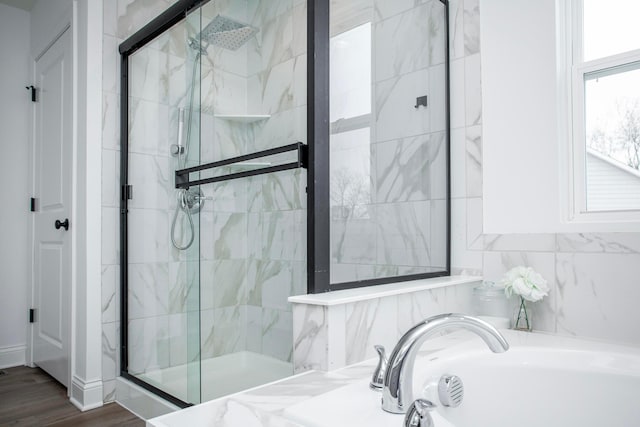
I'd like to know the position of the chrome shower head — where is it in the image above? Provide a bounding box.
[190,15,258,53]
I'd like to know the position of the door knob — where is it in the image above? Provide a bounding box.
[55,218,69,231]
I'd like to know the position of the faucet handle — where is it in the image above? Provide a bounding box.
[369,345,388,391]
[404,399,436,427]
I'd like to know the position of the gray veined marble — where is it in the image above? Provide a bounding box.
[463,0,480,55]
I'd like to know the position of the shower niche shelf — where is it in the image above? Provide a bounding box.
[214,114,270,123]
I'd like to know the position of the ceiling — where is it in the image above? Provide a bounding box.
[0,0,36,12]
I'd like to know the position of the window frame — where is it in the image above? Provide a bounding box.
[565,0,640,227]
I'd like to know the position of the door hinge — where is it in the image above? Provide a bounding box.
[29,309,35,323]
[30,197,37,212]
[25,85,37,102]
[121,185,133,201]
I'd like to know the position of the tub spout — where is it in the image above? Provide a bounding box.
[381,313,509,414]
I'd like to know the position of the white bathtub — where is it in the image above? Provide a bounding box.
[283,330,640,427]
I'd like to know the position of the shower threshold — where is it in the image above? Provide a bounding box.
[136,351,293,403]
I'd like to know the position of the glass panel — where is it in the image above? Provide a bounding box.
[583,0,640,62]
[196,0,306,402]
[329,0,448,284]
[127,6,203,404]
[584,63,640,211]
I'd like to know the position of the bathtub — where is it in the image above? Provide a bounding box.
[283,330,640,427]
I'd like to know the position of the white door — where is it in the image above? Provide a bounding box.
[32,28,72,388]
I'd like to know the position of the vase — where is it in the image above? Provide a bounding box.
[513,296,532,331]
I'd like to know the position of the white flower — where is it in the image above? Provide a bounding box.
[501,266,549,302]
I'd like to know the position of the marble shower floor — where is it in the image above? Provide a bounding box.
[137,351,293,403]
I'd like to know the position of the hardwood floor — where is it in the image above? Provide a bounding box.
[0,366,145,427]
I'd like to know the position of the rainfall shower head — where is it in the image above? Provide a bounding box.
[190,15,258,53]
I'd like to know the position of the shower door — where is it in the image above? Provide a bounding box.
[192,0,308,402]
[120,0,308,406]
[121,5,204,405]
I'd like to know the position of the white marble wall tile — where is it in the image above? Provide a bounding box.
[167,55,189,108]
[128,98,170,156]
[250,11,294,75]
[168,261,199,314]
[374,4,431,82]
[374,68,430,142]
[448,0,464,60]
[463,0,480,55]
[212,260,248,308]
[331,212,378,264]
[375,136,431,203]
[117,0,174,40]
[465,124,482,198]
[330,263,376,284]
[249,260,294,311]
[202,306,247,358]
[101,207,119,265]
[449,58,466,129]
[212,212,248,260]
[102,322,119,383]
[292,4,307,57]
[484,234,557,252]
[128,263,170,319]
[429,63,447,133]
[127,209,170,263]
[252,58,295,115]
[483,251,556,333]
[451,198,482,272]
[292,54,306,108]
[261,170,304,211]
[104,0,117,37]
[376,201,431,267]
[101,149,119,208]
[556,233,640,253]
[168,313,187,367]
[252,106,306,152]
[262,308,293,362]
[430,199,448,269]
[450,128,466,198]
[345,296,398,365]
[262,210,305,261]
[201,66,247,114]
[127,318,145,374]
[464,53,482,126]
[246,305,263,354]
[430,131,447,200]
[556,253,640,345]
[397,288,447,335]
[103,35,120,95]
[129,316,170,373]
[103,380,116,403]
[373,0,427,22]
[443,281,476,313]
[428,0,447,66]
[292,303,328,373]
[326,304,346,370]
[102,92,119,150]
[102,265,119,324]
[249,0,293,30]
[128,153,171,210]
[466,197,482,250]
[129,47,170,104]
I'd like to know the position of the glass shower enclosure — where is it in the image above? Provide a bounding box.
[120,0,307,406]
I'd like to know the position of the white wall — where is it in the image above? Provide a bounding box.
[480,0,560,234]
[0,3,31,368]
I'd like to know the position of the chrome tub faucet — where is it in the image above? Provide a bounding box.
[380,313,509,414]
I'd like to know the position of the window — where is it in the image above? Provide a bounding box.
[569,0,640,223]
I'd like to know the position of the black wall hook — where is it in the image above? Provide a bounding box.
[414,95,428,109]
[25,85,36,102]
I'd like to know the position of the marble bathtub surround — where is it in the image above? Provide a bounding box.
[291,277,480,372]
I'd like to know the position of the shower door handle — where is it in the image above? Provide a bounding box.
[55,218,69,231]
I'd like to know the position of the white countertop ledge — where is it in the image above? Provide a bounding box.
[288,275,482,306]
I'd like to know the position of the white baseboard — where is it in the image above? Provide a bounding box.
[0,345,26,369]
[70,375,104,411]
